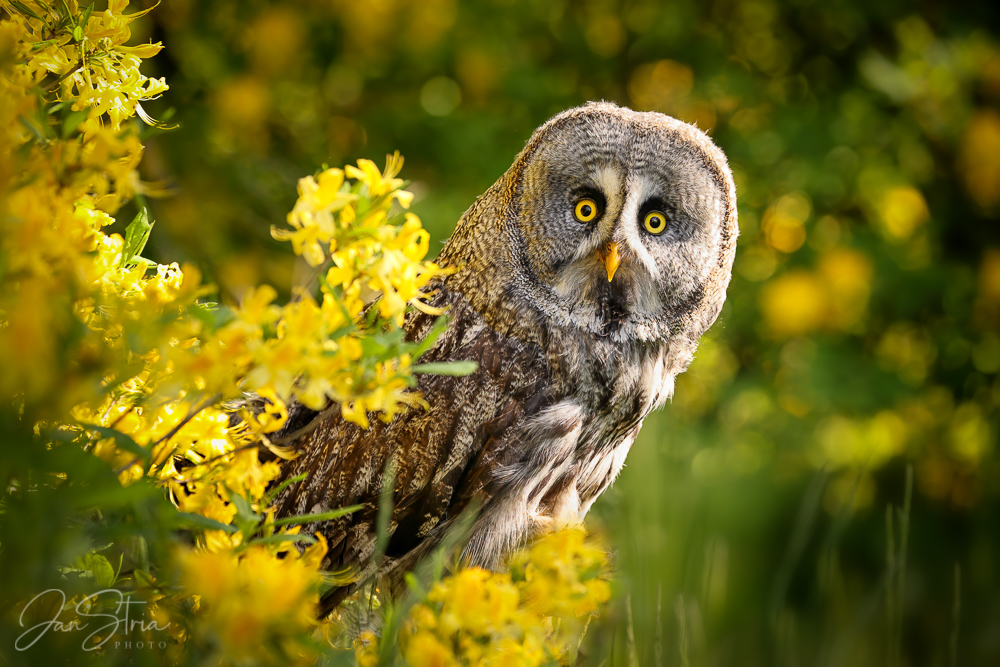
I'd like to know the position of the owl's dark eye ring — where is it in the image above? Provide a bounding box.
[574,198,599,223]
[643,210,668,234]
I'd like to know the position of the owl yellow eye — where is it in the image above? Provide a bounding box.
[574,198,599,223]
[643,210,668,234]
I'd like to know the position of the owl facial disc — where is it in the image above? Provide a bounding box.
[438,102,737,344]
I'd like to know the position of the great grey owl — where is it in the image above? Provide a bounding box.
[271,101,738,612]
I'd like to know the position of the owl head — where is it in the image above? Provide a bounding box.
[441,102,738,350]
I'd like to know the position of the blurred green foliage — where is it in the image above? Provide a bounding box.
[128,0,1000,664]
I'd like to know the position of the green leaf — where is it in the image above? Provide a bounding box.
[374,460,396,563]
[9,1,44,21]
[79,423,150,460]
[404,572,427,599]
[173,511,239,534]
[72,25,82,41]
[112,553,124,582]
[30,38,61,52]
[76,553,116,589]
[360,328,408,363]
[134,569,156,590]
[412,361,479,376]
[18,115,46,144]
[411,315,450,359]
[228,490,262,539]
[187,301,236,331]
[61,107,89,139]
[247,533,318,547]
[57,0,72,22]
[80,2,95,29]
[131,536,149,574]
[229,491,260,524]
[74,480,158,510]
[262,472,307,505]
[359,334,388,359]
[119,207,154,269]
[270,505,363,528]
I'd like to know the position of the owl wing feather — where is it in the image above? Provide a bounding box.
[272,285,561,606]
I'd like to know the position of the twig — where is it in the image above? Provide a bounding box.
[113,393,221,474]
[169,442,259,483]
[269,401,340,446]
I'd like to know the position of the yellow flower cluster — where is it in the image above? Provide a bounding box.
[0,3,460,662]
[0,0,168,409]
[177,536,330,664]
[509,526,613,617]
[1,0,164,202]
[202,151,451,432]
[276,154,441,325]
[382,528,612,667]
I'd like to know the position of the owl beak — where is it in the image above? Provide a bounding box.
[600,241,621,282]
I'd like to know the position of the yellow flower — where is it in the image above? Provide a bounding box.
[396,527,611,665]
[173,482,237,526]
[316,168,352,208]
[432,568,521,636]
[341,400,370,428]
[176,538,328,662]
[513,527,612,619]
[240,284,281,326]
[345,156,405,200]
[355,629,381,667]
[403,629,457,667]
[249,388,289,434]
[396,213,432,260]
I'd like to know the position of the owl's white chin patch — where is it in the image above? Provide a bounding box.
[552,259,663,322]
[552,261,599,301]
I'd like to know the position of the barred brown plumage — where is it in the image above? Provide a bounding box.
[270,101,738,613]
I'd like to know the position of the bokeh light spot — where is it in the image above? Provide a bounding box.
[760,270,827,337]
[878,186,929,241]
[420,76,462,116]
